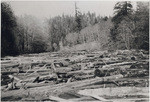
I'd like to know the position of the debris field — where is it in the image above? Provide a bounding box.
[1,50,149,101]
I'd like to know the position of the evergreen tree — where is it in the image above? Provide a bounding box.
[74,2,82,33]
[110,1,133,45]
[112,1,133,25]
[134,2,149,50]
[1,2,18,56]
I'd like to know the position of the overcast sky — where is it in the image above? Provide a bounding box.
[7,1,137,20]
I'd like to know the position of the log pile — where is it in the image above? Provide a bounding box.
[1,50,149,101]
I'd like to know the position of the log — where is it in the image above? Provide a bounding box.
[69,61,135,76]
[67,70,94,76]
[89,95,109,101]
[75,75,94,80]
[69,74,123,88]
[1,71,19,75]
[48,95,109,101]
[67,63,132,76]
[16,82,55,89]
[1,63,19,69]
[93,60,123,66]
[26,69,53,74]
[2,74,123,99]
[64,96,98,101]
[1,69,53,75]
[55,67,73,73]
[1,60,12,64]
[12,73,58,84]
[102,61,136,68]
[19,61,138,77]
[49,96,67,101]
[8,75,20,81]
[109,98,149,102]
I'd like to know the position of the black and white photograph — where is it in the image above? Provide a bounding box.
[1,0,149,101]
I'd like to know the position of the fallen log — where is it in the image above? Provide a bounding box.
[69,74,123,88]
[1,69,53,75]
[1,71,19,75]
[9,75,37,83]
[17,82,55,89]
[67,70,94,76]
[75,75,94,80]
[48,95,108,101]
[93,60,123,66]
[11,73,58,84]
[49,96,67,101]
[1,60,12,64]
[26,69,53,74]
[67,64,131,76]
[55,67,73,73]
[8,75,20,81]
[2,74,123,99]
[90,95,109,101]
[1,63,19,69]
[102,61,136,68]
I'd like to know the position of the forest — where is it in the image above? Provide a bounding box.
[1,1,149,57]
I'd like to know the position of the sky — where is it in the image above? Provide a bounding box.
[6,1,137,20]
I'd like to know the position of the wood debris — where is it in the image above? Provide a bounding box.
[1,50,149,101]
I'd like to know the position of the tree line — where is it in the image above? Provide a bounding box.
[1,1,149,57]
[110,1,149,50]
